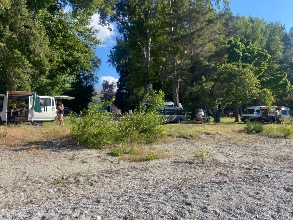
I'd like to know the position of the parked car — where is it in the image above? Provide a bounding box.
[241,106,268,123]
[226,111,234,117]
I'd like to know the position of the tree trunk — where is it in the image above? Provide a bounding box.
[144,82,153,95]
[234,103,240,122]
[144,33,152,95]
[213,105,222,123]
[172,73,180,107]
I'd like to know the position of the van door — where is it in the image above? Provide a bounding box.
[30,96,56,121]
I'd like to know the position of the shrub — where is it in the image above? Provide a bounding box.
[264,124,293,138]
[70,105,118,148]
[109,147,125,157]
[195,147,211,164]
[145,148,155,161]
[118,111,165,143]
[279,125,293,138]
[245,121,264,133]
[69,90,166,148]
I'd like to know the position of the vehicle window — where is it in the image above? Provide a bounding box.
[165,109,176,115]
[40,98,51,106]
[243,109,255,114]
[281,110,288,115]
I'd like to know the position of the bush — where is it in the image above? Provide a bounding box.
[69,90,166,148]
[117,110,165,143]
[70,107,117,148]
[264,124,293,138]
[245,121,264,133]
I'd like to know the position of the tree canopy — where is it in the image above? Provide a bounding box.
[109,2,293,121]
[1,0,293,117]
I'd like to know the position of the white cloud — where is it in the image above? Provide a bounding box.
[63,5,116,46]
[90,13,116,46]
[100,76,118,85]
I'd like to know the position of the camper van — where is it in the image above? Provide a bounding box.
[160,106,186,123]
[274,106,291,123]
[0,91,57,123]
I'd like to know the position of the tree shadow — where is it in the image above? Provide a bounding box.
[172,160,195,165]
[10,137,83,152]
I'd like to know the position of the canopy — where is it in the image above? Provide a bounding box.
[54,95,75,100]
[7,91,34,97]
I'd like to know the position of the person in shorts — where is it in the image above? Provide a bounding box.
[57,101,65,125]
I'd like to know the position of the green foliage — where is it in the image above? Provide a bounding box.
[257,88,274,107]
[214,63,260,106]
[264,124,293,139]
[195,146,211,164]
[69,91,166,148]
[70,107,117,148]
[245,121,264,133]
[0,0,50,92]
[0,0,106,111]
[109,148,125,157]
[110,145,166,162]
[145,148,155,161]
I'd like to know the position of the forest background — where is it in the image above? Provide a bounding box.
[1,0,293,122]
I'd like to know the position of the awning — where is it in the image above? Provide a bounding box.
[7,91,34,97]
[54,95,75,100]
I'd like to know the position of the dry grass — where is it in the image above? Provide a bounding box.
[1,116,292,151]
[0,121,71,148]
[162,121,246,140]
[110,145,168,162]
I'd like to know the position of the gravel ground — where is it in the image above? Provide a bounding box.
[0,131,293,220]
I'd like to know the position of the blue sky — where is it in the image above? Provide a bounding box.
[95,0,293,88]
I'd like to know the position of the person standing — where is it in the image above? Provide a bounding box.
[57,101,65,125]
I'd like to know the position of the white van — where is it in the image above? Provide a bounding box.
[274,106,291,123]
[241,105,291,123]
[0,91,57,123]
[240,106,267,123]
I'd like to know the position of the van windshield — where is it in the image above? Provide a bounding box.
[243,109,256,114]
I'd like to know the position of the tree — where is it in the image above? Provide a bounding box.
[0,0,113,112]
[164,1,230,106]
[101,80,117,101]
[0,0,51,93]
[110,0,230,109]
[66,73,96,113]
[231,17,292,100]
[213,63,261,122]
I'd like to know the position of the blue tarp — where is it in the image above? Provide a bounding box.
[32,93,42,113]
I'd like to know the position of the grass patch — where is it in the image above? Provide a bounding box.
[263,124,293,138]
[163,122,245,138]
[114,145,167,162]
[0,121,70,147]
[195,146,211,164]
